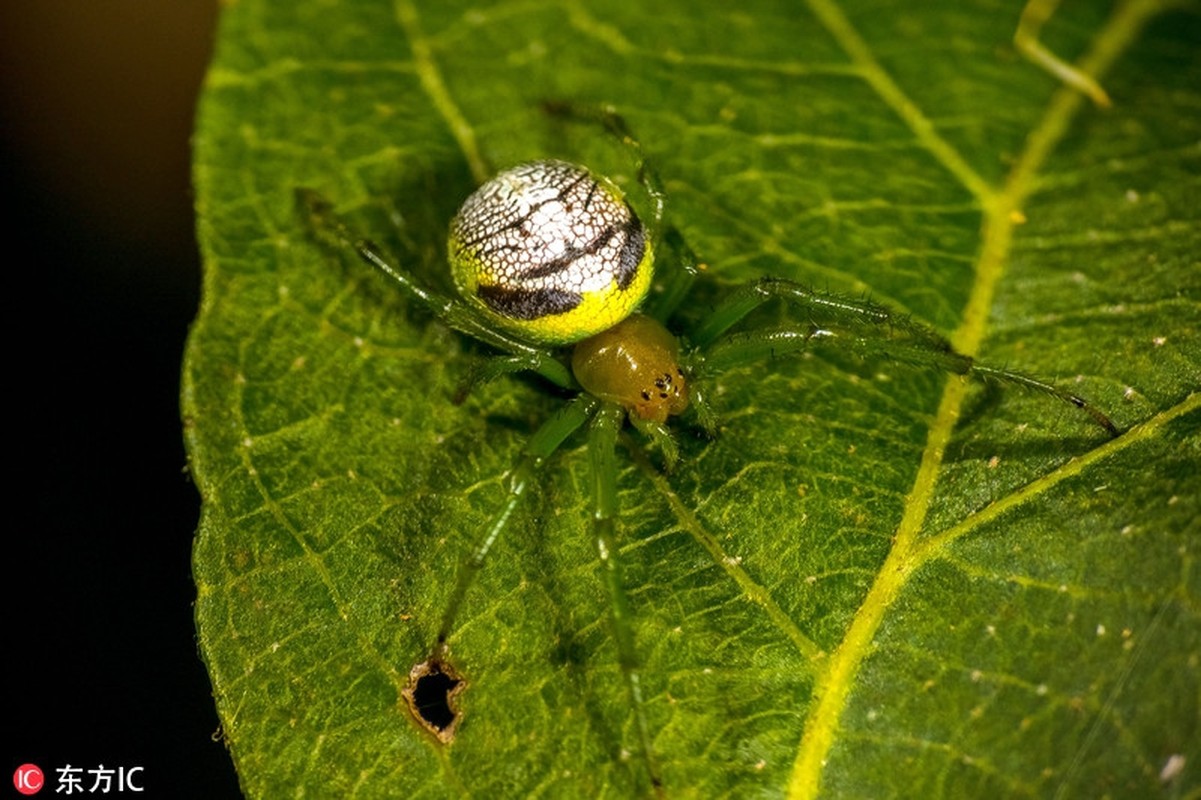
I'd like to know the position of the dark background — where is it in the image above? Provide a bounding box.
[3,3,243,796]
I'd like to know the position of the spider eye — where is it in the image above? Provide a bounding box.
[448,160,654,346]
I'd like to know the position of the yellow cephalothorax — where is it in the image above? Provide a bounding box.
[448,161,653,346]
[572,314,689,424]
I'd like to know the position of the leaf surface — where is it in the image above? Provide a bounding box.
[186,1,1201,796]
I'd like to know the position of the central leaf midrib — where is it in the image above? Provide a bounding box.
[786,1,1162,797]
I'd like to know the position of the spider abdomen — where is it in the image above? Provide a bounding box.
[572,314,689,423]
[448,160,654,346]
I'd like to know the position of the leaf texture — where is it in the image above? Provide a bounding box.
[185,1,1201,796]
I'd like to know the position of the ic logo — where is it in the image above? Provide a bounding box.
[13,764,44,795]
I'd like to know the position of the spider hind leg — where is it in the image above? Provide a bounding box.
[297,187,577,391]
[541,101,707,326]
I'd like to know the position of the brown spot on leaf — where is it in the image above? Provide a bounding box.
[403,657,465,743]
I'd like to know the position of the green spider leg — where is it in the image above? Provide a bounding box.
[433,395,596,648]
[683,277,1119,435]
[296,188,576,391]
[430,393,662,789]
[644,227,705,325]
[544,102,703,326]
[544,100,666,235]
[1014,0,1111,107]
[588,402,662,790]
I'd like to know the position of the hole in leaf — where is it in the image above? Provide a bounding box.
[403,657,464,743]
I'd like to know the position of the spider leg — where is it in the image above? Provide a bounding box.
[687,278,1117,435]
[589,402,662,792]
[296,187,575,390]
[452,354,581,405]
[543,100,665,234]
[644,227,704,324]
[689,277,950,350]
[627,414,679,471]
[541,102,706,327]
[1014,0,1111,107]
[684,380,721,437]
[695,327,835,375]
[435,395,598,648]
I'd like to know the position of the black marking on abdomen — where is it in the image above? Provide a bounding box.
[478,285,582,320]
[616,213,645,290]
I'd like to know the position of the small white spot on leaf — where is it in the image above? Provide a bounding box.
[1160,754,1185,783]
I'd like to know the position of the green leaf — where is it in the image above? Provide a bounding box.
[185,1,1200,796]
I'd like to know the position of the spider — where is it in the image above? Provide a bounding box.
[297,104,1116,790]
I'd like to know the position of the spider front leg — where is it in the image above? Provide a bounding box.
[687,277,1118,435]
[433,395,662,790]
[435,395,597,651]
[589,402,662,792]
